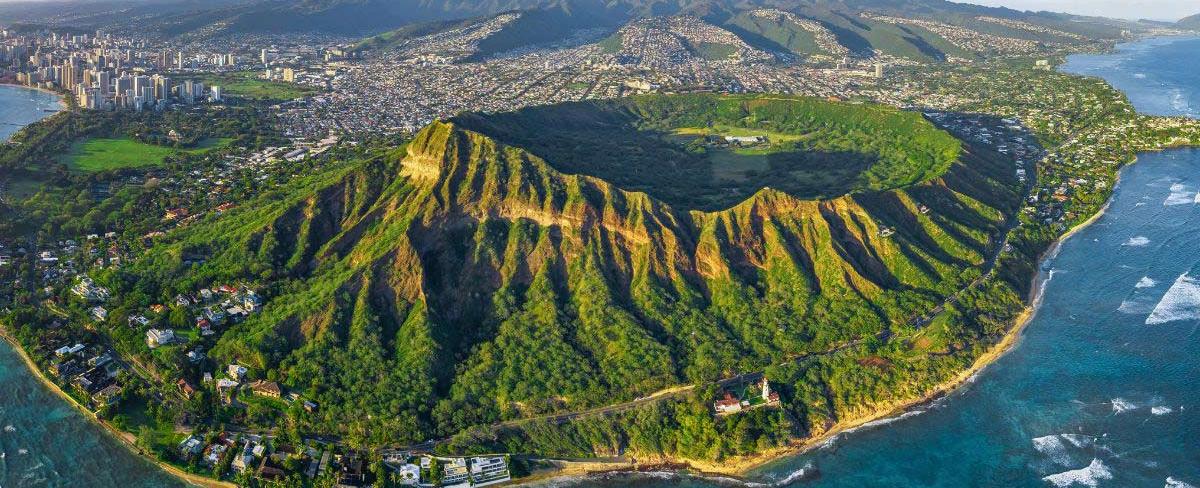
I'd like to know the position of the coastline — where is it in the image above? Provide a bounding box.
[0,82,69,110]
[0,326,235,488]
[526,163,1128,482]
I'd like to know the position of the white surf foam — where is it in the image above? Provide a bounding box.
[1164,183,1194,206]
[1146,273,1200,325]
[1033,434,1095,467]
[1123,236,1151,247]
[1166,476,1197,488]
[1151,406,1174,416]
[1134,73,1147,79]
[1033,435,1072,466]
[1136,277,1158,288]
[1119,298,1154,314]
[772,465,813,486]
[1112,397,1137,414]
[851,410,925,432]
[1043,459,1113,487]
[1059,434,1094,448]
[2,425,12,433]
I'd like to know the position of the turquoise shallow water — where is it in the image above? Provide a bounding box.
[0,341,186,487]
[537,37,1200,488]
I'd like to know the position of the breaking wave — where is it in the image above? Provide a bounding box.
[1118,298,1154,315]
[1123,236,1151,247]
[1111,397,1137,414]
[1136,277,1158,288]
[1146,273,1200,325]
[1032,435,1072,466]
[1167,476,1197,488]
[1151,406,1174,416]
[1042,458,1113,487]
[1163,183,1194,206]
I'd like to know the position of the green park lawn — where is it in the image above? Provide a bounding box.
[60,137,232,172]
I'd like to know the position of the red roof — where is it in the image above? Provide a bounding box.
[714,392,740,407]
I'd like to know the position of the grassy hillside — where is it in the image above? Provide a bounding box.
[105,94,1023,453]
[724,11,825,56]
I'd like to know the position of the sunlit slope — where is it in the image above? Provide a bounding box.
[126,94,1021,441]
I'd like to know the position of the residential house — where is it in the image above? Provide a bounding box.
[177,378,197,398]
[146,328,176,348]
[227,364,248,381]
[92,384,122,406]
[250,380,282,399]
[90,306,109,322]
[180,436,204,458]
[713,392,742,414]
[55,343,86,357]
[469,456,511,486]
[441,457,470,487]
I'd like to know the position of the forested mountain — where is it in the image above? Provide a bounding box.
[44,0,1143,47]
[108,94,1026,449]
[347,0,1124,64]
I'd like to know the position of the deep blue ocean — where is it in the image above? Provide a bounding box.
[533,37,1200,488]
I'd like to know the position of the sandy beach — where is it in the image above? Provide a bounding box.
[0,327,235,488]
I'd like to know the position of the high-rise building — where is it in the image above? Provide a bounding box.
[115,75,132,97]
[152,75,172,100]
[132,75,152,104]
[211,85,223,102]
[98,70,111,96]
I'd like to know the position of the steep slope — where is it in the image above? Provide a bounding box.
[118,0,1134,46]
[118,95,1022,443]
[1179,13,1200,30]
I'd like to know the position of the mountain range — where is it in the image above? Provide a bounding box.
[2,0,1159,47]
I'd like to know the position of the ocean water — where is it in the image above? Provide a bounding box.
[535,37,1200,488]
[0,85,61,141]
[0,85,186,487]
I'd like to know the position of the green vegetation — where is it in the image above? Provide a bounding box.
[196,71,318,100]
[725,12,823,56]
[90,93,1022,455]
[598,32,623,54]
[59,137,232,172]
[454,94,964,209]
[688,41,738,60]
